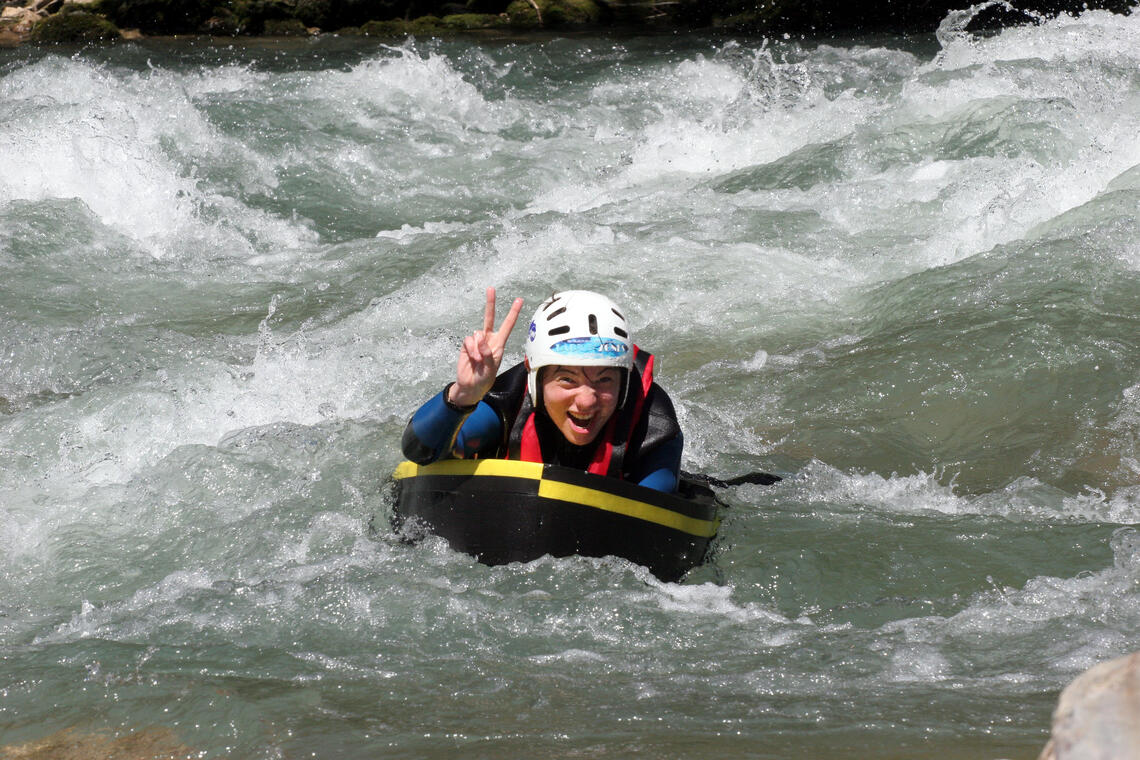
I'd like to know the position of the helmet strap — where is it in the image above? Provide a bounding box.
[618,368,630,409]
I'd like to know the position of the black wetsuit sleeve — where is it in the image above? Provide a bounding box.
[625,382,684,492]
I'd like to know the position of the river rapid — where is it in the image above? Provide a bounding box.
[2,7,1140,758]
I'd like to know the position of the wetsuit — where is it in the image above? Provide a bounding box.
[401,352,683,493]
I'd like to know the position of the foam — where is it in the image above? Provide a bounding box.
[3,57,322,251]
[786,460,1140,522]
[881,527,1140,680]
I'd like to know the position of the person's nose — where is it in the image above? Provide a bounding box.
[573,384,598,411]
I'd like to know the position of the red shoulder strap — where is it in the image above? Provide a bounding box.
[512,346,654,479]
[518,413,542,463]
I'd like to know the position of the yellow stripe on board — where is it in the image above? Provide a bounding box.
[537,479,719,538]
[394,459,717,538]
[393,459,545,481]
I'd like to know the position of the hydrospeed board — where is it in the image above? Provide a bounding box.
[391,459,721,582]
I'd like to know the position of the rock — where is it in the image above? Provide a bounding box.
[1040,651,1140,760]
[440,11,506,29]
[358,17,405,34]
[29,9,121,41]
[359,15,451,35]
[28,0,63,14]
[263,16,309,34]
[1,5,43,34]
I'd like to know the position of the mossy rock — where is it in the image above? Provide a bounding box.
[31,10,120,41]
[360,15,447,35]
[440,12,504,28]
[505,0,600,27]
[407,14,446,32]
[263,16,308,34]
[359,18,407,34]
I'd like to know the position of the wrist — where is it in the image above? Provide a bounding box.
[444,383,480,413]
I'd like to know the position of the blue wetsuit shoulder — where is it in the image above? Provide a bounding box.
[629,429,683,493]
[401,389,502,464]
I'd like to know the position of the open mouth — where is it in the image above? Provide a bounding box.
[567,411,595,431]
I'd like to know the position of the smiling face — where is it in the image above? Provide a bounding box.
[539,365,622,446]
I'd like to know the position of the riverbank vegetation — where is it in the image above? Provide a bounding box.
[1,0,1136,45]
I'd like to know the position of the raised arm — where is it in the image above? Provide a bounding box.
[402,288,523,464]
[447,287,524,408]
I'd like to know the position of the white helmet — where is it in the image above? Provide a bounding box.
[524,290,633,406]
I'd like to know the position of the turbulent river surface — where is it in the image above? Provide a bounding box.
[3,7,1140,758]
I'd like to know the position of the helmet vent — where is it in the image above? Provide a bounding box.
[614,327,628,338]
[548,325,570,336]
[588,314,598,335]
[546,306,566,320]
[611,307,624,320]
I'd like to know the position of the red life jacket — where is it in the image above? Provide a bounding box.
[508,347,655,479]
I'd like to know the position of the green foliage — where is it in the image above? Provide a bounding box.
[503,0,537,25]
[30,10,120,41]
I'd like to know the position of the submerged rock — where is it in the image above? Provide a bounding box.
[1040,651,1140,760]
[0,726,194,760]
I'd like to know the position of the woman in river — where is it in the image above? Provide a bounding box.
[401,288,683,492]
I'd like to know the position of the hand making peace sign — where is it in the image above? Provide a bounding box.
[447,287,524,409]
